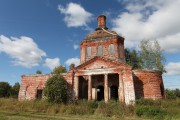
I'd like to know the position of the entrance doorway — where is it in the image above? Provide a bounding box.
[78,76,88,99]
[36,89,43,99]
[110,85,118,100]
[97,85,104,101]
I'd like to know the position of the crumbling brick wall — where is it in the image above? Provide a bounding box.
[133,70,165,99]
[18,74,52,101]
[18,72,74,101]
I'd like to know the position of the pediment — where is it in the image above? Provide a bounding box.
[75,57,128,70]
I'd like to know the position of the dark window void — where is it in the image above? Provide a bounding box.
[109,44,115,54]
[110,85,118,100]
[78,77,88,100]
[97,85,104,101]
[36,90,43,99]
[97,46,103,56]
[86,47,91,57]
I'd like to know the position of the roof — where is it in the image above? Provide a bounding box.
[82,29,122,42]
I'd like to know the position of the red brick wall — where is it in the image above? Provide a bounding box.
[80,37,125,64]
[18,74,52,100]
[133,70,165,99]
[18,73,74,101]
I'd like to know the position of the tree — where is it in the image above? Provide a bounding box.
[69,63,75,70]
[125,48,142,69]
[175,89,180,98]
[43,75,67,103]
[10,82,20,98]
[0,82,11,97]
[53,65,67,74]
[139,40,166,73]
[36,70,42,74]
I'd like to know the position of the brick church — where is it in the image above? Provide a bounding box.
[18,15,165,104]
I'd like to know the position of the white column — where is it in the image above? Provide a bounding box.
[118,73,125,102]
[74,76,79,100]
[88,75,92,100]
[104,74,109,102]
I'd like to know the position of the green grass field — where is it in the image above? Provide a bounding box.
[0,110,145,120]
[0,98,180,120]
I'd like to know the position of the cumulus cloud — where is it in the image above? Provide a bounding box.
[43,58,60,70]
[0,35,46,68]
[73,44,79,50]
[112,0,180,53]
[57,2,93,28]
[65,57,80,67]
[165,62,180,76]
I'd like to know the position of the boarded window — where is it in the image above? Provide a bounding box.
[109,44,115,54]
[86,47,91,57]
[97,46,103,56]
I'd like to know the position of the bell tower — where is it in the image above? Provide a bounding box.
[80,15,125,64]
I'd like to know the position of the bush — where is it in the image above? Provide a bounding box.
[136,98,162,106]
[136,106,167,118]
[166,89,180,99]
[96,100,134,117]
[43,75,67,103]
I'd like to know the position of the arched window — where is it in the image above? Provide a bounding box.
[109,44,115,54]
[86,47,91,57]
[97,46,103,56]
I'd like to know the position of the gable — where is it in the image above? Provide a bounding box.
[76,57,127,70]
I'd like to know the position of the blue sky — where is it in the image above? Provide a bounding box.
[0,0,180,89]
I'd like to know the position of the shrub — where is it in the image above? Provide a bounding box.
[136,106,167,118]
[43,75,67,103]
[95,100,134,117]
[136,98,162,106]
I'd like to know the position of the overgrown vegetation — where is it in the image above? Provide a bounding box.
[125,40,166,73]
[139,40,166,73]
[0,82,20,98]
[43,75,67,103]
[36,70,42,74]
[0,98,180,119]
[166,89,180,99]
[53,65,67,74]
[125,48,142,69]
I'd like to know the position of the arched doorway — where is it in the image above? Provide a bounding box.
[110,85,118,100]
[97,85,104,101]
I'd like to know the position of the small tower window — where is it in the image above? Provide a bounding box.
[109,44,115,54]
[86,47,91,57]
[97,46,103,56]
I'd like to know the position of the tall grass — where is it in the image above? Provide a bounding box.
[135,98,180,119]
[0,98,180,119]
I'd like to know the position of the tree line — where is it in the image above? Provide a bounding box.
[0,82,20,98]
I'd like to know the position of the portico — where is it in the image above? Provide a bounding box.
[74,70,125,102]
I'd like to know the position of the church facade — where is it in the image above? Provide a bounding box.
[18,15,165,104]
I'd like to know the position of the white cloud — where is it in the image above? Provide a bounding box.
[0,35,46,68]
[73,44,79,50]
[57,2,93,28]
[65,57,80,67]
[112,0,180,53]
[165,62,180,76]
[43,58,60,70]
